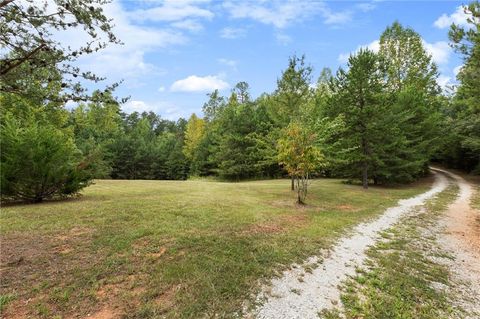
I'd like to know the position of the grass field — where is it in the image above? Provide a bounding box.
[0,177,432,318]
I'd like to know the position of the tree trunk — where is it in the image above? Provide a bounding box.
[362,162,368,189]
[296,177,302,204]
[291,175,295,191]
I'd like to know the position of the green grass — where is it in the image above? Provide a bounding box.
[323,183,460,319]
[0,177,431,318]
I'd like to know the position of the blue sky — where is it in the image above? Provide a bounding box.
[75,0,470,119]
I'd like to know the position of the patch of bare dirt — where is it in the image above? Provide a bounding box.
[146,247,167,259]
[438,169,480,258]
[1,299,31,319]
[335,204,359,212]
[87,307,118,319]
[242,214,309,235]
[0,228,101,318]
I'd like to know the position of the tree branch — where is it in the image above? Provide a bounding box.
[0,44,45,76]
[0,0,14,9]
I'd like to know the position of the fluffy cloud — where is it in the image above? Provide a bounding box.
[170,75,229,92]
[123,100,151,113]
[130,0,213,22]
[53,0,187,86]
[421,40,451,65]
[434,6,471,29]
[220,27,247,39]
[338,39,451,65]
[322,8,352,25]
[123,100,185,119]
[223,1,351,28]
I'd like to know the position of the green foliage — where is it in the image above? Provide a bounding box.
[324,49,392,188]
[440,2,480,173]
[0,0,122,103]
[70,91,123,177]
[183,113,206,174]
[321,22,446,187]
[108,112,189,180]
[214,85,279,180]
[190,83,280,180]
[1,114,92,202]
[270,55,313,126]
[277,122,323,203]
[380,21,439,94]
[379,22,442,180]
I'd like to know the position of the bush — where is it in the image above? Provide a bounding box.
[1,116,93,203]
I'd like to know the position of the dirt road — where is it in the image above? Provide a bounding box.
[434,168,480,318]
[251,169,480,318]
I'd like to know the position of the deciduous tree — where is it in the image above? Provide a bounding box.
[277,122,323,204]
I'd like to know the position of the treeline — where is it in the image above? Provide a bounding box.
[71,98,189,180]
[1,2,479,203]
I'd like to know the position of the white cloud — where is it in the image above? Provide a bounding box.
[220,27,247,39]
[124,100,151,113]
[223,1,351,28]
[434,6,471,29]
[437,75,454,92]
[171,19,204,32]
[422,40,451,64]
[130,1,213,22]
[170,74,229,92]
[53,0,185,86]
[122,100,185,119]
[122,99,196,119]
[158,86,166,92]
[322,8,352,25]
[337,39,450,65]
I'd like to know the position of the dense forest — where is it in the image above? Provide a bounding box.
[1,1,479,203]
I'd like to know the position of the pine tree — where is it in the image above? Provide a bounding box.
[444,2,480,172]
[378,22,442,180]
[324,49,392,188]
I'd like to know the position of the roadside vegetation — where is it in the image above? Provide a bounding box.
[0,178,431,318]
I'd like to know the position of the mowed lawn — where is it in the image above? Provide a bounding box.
[1,177,432,318]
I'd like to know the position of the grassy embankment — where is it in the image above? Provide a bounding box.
[1,177,432,318]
